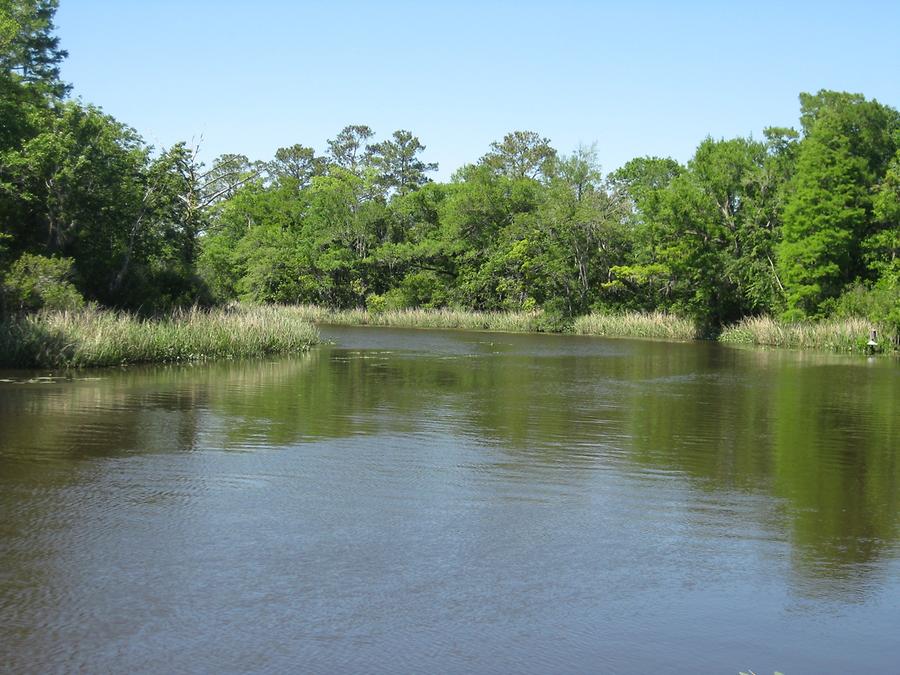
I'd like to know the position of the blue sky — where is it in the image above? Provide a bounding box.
[56,1,900,179]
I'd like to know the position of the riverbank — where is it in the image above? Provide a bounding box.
[298,305,893,354]
[573,311,698,340]
[285,305,700,339]
[1,305,893,369]
[287,305,548,332]
[719,315,896,354]
[0,305,319,368]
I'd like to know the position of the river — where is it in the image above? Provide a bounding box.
[1,326,898,673]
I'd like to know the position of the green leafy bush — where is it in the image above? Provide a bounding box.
[400,271,450,309]
[1,254,84,313]
[832,281,900,335]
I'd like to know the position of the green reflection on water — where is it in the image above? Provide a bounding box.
[1,333,897,593]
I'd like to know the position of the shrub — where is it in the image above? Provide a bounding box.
[400,271,450,308]
[832,280,899,337]
[1,254,84,314]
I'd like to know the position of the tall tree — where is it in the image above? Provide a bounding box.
[604,157,684,311]
[367,129,437,196]
[202,153,262,204]
[268,144,325,189]
[0,0,68,96]
[779,92,899,317]
[326,124,374,175]
[480,130,557,182]
[556,143,602,202]
[871,143,900,283]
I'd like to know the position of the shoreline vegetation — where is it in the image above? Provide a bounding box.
[290,305,552,333]
[573,311,698,341]
[288,305,896,353]
[2,305,893,370]
[290,305,700,341]
[0,305,319,369]
[718,315,894,353]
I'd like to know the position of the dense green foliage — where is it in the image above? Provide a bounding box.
[1,1,897,349]
[0,251,83,311]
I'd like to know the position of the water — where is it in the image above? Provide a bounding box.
[1,326,898,673]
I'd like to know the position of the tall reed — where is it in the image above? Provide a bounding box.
[287,305,701,340]
[573,311,698,340]
[289,305,547,332]
[0,305,319,368]
[718,315,891,353]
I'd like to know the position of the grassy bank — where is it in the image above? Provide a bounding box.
[302,304,890,354]
[0,305,319,369]
[3,304,891,370]
[293,305,700,339]
[573,311,699,341]
[288,305,549,332]
[719,315,896,353]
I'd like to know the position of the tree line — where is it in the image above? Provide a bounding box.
[1,1,898,335]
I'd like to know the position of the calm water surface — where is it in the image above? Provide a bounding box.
[1,327,898,673]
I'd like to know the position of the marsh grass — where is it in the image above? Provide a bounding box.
[719,315,893,353]
[0,305,319,368]
[573,311,698,341]
[290,305,548,332]
[5,303,889,370]
[293,305,700,340]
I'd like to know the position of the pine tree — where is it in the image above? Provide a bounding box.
[0,0,69,96]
